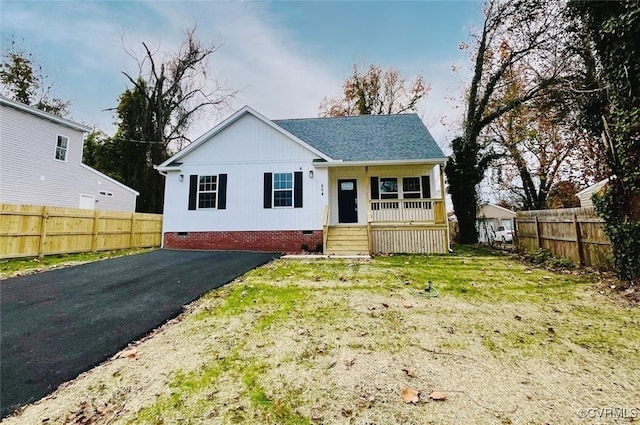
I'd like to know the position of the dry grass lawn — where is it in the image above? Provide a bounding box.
[3,246,639,425]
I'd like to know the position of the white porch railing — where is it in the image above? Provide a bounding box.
[369,199,445,223]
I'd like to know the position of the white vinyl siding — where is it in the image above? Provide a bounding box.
[0,102,138,211]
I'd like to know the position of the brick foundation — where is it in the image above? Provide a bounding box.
[164,230,323,253]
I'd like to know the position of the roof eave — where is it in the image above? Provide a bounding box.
[312,158,447,168]
[80,164,139,196]
[0,95,91,132]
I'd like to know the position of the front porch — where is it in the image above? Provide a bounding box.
[321,163,449,255]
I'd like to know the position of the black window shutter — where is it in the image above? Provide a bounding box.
[294,171,303,208]
[218,174,227,209]
[263,173,272,208]
[188,175,198,210]
[421,175,431,198]
[370,177,380,199]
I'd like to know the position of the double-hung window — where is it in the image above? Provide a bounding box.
[188,174,227,210]
[273,173,293,207]
[379,178,398,199]
[402,177,422,199]
[55,135,68,161]
[263,172,303,209]
[198,175,217,208]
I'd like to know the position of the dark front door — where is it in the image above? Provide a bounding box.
[338,179,358,223]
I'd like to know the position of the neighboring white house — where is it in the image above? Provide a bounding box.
[0,96,138,211]
[476,203,516,244]
[576,179,608,208]
[156,106,449,254]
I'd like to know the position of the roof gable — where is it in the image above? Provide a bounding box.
[273,113,445,162]
[158,106,333,169]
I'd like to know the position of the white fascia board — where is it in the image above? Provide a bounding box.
[155,165,182,173]
[80,164,140,195]
[157,105,335,168]
[0,95,91,132]
[312,158,448,168]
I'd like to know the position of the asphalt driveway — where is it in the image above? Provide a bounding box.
[0,249,277,418]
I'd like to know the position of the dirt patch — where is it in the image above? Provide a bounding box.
[3,249,639,424]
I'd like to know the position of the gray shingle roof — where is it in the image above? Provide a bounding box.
[273,113,445,162]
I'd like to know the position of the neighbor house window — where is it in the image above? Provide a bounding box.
[198,175,217,208]
[273,172,293,207]
[402,177,421,199]
[98,191,113,197]
[55,135,68,161]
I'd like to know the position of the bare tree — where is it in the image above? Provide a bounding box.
[121,26,236,152]
[320,64,429,117]
[104,26,236,213]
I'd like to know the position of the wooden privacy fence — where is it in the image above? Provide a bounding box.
[0,204,163,259]
[516,207,611,270]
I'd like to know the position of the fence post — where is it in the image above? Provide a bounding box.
[38,206,49,258]
[130,213,137,249]
[573,214,586,266]
[512,217,518,248]
[534,216,542,249]
[91,210,101,252]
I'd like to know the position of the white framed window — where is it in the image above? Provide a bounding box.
[55,135,68,161]
[379,177,398,199]
[402,177,422,199]
[99,191,114,197]
[198,175,217,209]
[273,172,293,207]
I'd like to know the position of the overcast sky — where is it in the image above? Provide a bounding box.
[1,1,484,151]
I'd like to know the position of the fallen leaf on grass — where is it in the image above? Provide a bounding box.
[116,347,137,359]
[403,301,413,309]
[344,357,356,369]
[310,407,323,421]
[402,368,416,378]
[402,387,420,404]
[429,391,447,401]
[382,302,389,308]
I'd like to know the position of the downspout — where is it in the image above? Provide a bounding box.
[154,166,168,249]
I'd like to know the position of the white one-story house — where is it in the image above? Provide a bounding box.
[156,106,449,254]
[0,95,138,211]
[476,203,516,244]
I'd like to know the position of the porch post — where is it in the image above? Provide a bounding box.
[439,162,451,252]
[364,166,372,254]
